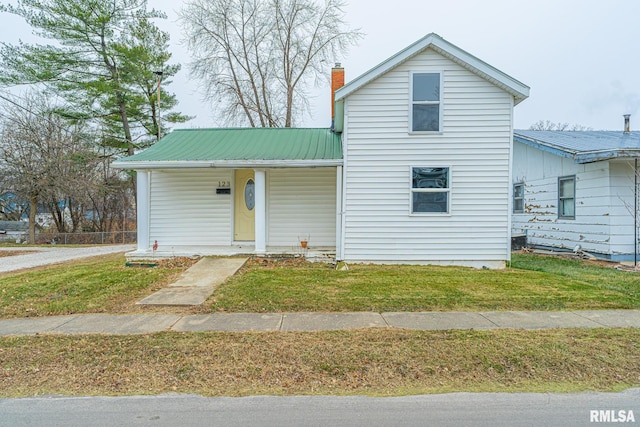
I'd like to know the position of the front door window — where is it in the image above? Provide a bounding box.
[244,179,255,211]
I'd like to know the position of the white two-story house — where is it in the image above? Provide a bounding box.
[113,33,529,268]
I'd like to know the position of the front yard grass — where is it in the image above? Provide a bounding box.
[1,252,639,398]
[0,254,195,318]
[210,254,640,312]
[0,252,638,318]
[1,328,638,397]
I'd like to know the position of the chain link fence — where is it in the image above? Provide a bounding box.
[35,231,136,245]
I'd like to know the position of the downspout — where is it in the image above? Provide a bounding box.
[340,101,348,260]
[507,96,515,266]
[330,63,347,259]
[336,165,343,260]
[625,115,636,266]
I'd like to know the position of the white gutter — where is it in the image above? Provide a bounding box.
[112,159,343,169]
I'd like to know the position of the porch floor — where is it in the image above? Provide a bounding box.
[126,245,336,262]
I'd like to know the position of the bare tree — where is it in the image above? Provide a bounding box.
[0,192,27,221]
[180,0,362,127]
[0,91,98,241]
[84,153,134,234]
[529,120,593,131]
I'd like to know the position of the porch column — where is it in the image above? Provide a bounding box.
[336,165,344,260]
[136,170,150,252]
[254,169,266,253]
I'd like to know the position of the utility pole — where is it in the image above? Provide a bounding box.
[154,71,163,141]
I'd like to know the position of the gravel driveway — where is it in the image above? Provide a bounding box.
[0,245,135,273]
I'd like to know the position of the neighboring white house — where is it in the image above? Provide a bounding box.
[0,220,28,242]
[513,127,640,261]
[113,33,529,268]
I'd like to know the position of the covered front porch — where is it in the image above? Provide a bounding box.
[110,128,346,262]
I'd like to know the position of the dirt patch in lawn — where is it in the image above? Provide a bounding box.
[0,250,38,258]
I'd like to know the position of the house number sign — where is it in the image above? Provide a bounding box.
[215,181,231,195]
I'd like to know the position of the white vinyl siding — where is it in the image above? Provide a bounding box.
[149,169,232,247]
[342,48,513,267]
[268,168,336,247]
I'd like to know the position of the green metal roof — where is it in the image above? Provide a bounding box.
[112,128,343,169]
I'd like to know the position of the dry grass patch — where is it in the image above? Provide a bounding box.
[0,250,38,258]
[1,328,638,397]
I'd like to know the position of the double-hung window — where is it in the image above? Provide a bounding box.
[558,176,575,219]
[411,167,449,214]
[411,72,441,132]
[513,183,524,213]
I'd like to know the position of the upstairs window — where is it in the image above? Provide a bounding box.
[411,72,441,132]
[411,167,449,214]
[558,176,575,219]
[513,183,524,213]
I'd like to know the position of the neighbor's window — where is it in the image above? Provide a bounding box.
[558,176,575,219]
[411,72,441,132]
[513,183,524,213]
[411,167,449,214]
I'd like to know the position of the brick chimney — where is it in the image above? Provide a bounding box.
[331,63,345,125]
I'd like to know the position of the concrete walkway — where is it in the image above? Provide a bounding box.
[0,245,135,273]
[136,257,248,306]
[1,310,639,336]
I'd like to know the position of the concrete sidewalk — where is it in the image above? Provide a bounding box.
[1,310,639,336]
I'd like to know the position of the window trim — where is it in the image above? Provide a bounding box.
[410,166,451,215]
[558,175,576,219]
[513,182,524,214]
[409,71,443,134]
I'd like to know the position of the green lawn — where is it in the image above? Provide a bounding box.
[0,254,192,318]
[0,252,638,318]
[210,254,640,312]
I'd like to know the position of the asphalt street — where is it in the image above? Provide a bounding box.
[1,390,638,427]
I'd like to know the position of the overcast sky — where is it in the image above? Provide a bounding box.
[2,0,640,131]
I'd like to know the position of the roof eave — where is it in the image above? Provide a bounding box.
[575,149,640,164]
[515,134,640,164]
[111,159,344,170]
[514,135,576,160]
